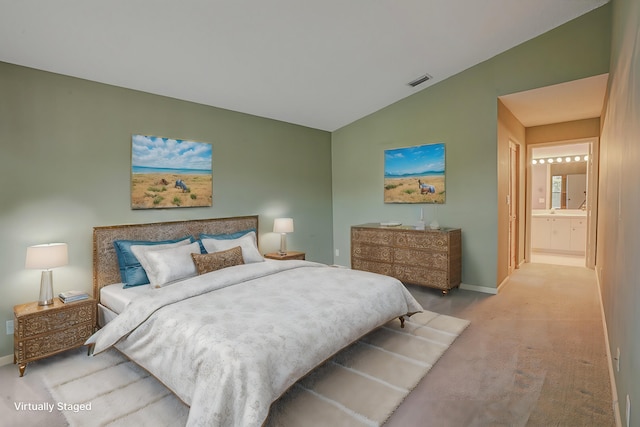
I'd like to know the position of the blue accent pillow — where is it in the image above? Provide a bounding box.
[114,236,195,288]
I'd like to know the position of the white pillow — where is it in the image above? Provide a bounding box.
[201,231,264,263]
[142,242,202,288]
[131,238,193,279]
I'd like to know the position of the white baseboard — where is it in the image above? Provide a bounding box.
[0,353,13,367]
[459,282,498,295]
[595,267,622,427]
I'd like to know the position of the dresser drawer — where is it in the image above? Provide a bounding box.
[393,265,448,289]
[16,322,94,362]
[395,232,449,251]
[352,244,393,263]
[352,228,395,246]
[352,259,393,276]
[16,302,95,339]
[394,248,449,270]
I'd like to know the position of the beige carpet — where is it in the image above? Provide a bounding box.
[44,311,469,427]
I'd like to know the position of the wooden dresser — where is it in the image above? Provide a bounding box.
[351,224,462,294]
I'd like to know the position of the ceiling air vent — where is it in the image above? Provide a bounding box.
[408,73,432,87]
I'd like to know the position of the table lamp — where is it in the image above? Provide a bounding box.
[273,218,294,256]
[25,243,68,306]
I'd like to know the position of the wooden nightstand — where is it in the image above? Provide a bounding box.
[14,297,96,377]
[264,251,306,261]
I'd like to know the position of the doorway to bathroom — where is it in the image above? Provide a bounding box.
[527,138,598,267]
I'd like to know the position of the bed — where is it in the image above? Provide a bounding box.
[87,215,423,426]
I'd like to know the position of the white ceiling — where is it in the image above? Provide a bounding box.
[499,73,608,127]
[0,0,608,131]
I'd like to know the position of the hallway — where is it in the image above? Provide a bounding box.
[388,262,615,426]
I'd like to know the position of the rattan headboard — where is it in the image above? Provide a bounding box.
[92,215,259,302]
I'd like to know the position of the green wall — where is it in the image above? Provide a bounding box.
[331,5,611,290]
[597,0,640,424]
[0,63,332,359]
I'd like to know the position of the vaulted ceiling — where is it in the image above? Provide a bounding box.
[0,1,609,131]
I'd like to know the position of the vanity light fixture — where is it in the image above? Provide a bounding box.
[531,155,589,165]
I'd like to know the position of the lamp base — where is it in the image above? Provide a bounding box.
[278,233,287,256]
[38,270,54,306]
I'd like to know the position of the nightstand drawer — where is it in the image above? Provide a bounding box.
[16,322,94,361]
[16,302,95,338]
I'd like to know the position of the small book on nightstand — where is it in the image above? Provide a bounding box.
[58,290,89,303]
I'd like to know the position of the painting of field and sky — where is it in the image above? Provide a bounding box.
[384,142,445,204]
[131,134,213,209]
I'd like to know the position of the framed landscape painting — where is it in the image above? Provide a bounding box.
[384,142,445,204]
[131,134,213,209]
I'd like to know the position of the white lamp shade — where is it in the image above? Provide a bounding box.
[273,218,294,234]
[25,243,68,270]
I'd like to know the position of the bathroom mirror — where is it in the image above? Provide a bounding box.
[530,148,588,210]
[550,162,587,209]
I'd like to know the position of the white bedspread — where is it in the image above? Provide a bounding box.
[87,260,422,426]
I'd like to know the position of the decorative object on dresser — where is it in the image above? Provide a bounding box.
[415,207,426,230]
[14,298,96,377]
[25,243,69,306]
[58,290,90,303]
[273,217,294,255]
[429,205,440,229]
[264,251,305,261]
[351,223,461,295]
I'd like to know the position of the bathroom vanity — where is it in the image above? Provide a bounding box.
[531,210,586,254]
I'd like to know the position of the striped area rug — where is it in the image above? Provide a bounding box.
[43,310,469,427]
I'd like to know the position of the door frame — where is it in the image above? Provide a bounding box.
[508,140,519,274]
[525,137,599,268]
